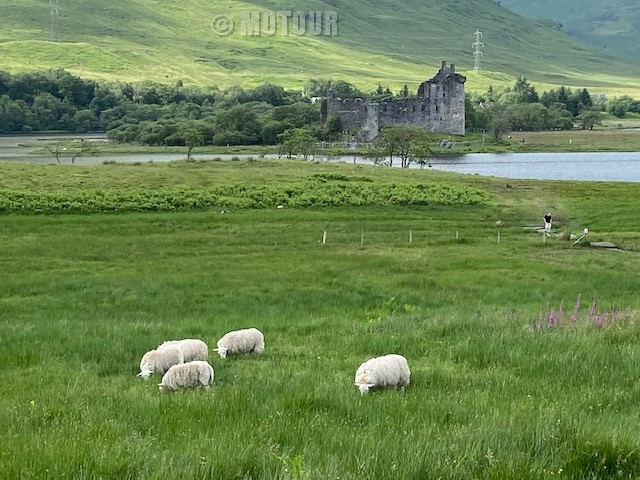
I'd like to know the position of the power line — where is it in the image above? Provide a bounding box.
[50,0,60,42]
[472,29,484,73]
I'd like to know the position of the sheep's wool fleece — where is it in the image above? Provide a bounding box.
[217,328,264,355]
[139,345,185,376]
[159,361,214,391]
[158,339,208,362]
[355,354,410,391]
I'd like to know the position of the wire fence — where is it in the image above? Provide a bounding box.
[210,224,559,250]
[315,228,543,247]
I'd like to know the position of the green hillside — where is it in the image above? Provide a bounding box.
[1,0,640,95]
[498,0,640,63]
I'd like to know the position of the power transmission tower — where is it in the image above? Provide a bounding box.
[472,29,483,74]
[50,0,60,42]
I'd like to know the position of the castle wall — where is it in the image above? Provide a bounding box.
[327,98,364,132]
[326,61,466,139]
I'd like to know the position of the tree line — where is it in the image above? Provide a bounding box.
[465,76,640,141]
[1,69,639,148]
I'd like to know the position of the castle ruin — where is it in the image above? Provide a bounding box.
[326,61,466,141]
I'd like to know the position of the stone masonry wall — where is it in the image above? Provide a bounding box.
[326,61,466,141]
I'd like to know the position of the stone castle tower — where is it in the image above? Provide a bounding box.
[326,61,466,141]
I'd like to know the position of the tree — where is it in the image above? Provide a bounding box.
[576,109,602,130]
[70,139,97,164]
[487,114,511,143]
[182,127,204,159]
[278,128,316,159]
[512,76,539,104]
[328,80,364,99]
[465,95,487,130]
[411,140,435,169]
[260,120,290,145]
[547,105,574,130]
[363,141,389,166]
[377,126,431,168]
[46,142,64,164]
[574,88,593,112]
[506,103,549,131]
[71,109,98,133]
[323,114,342,140]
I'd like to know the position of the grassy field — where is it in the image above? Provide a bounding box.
[501,128,640,153]
[11,126,640,159]
[2,0,640,96]
[2,160,640,478]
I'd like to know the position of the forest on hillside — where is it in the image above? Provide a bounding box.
[1,70,639,147]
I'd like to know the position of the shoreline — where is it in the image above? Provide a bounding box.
[1,128,640,156]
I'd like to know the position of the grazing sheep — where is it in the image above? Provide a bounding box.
[138,344,184,380]
[157,338,208,363]
[158,361,214,392]
[354,354,410,395]
[213,328,264,358]
[138,339,208,379]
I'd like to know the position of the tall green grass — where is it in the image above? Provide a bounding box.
[2,160,640,478]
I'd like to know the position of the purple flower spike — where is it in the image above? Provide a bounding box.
[571,294,581,323]
[589,296,598,317]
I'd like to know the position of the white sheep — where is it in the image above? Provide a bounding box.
[157,338,208,363]
[138,338,208,379]
[213,328,264,358]
[138,344,184,380]
[354,354,410,395]
[158,361,214,391]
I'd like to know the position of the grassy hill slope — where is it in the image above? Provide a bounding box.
[498,0,640,62]
[1,0,640,95]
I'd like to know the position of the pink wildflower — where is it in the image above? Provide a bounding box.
[594,313,604,327]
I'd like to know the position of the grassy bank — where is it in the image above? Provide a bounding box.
[11,127,640,162]
[2,160,640,478]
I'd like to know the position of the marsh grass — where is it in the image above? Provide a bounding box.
[2,161,640,478]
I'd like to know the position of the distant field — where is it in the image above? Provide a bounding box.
[2,0,640,95]
[2,160,640,478]
[508,128,640,153]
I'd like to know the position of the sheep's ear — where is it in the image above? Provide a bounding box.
[212,348,219,352]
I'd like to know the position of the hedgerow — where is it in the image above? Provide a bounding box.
[0,181,491,214]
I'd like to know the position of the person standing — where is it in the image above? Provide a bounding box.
[544,212,552,235]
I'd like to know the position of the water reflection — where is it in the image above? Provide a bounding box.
[1,134,639,182]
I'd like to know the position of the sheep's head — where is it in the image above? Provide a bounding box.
[213,346,228,359]
[138,351,156,379]
[355,382,375,395]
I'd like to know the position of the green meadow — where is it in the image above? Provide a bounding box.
[2,0,640,95]
[2,160,640,478]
